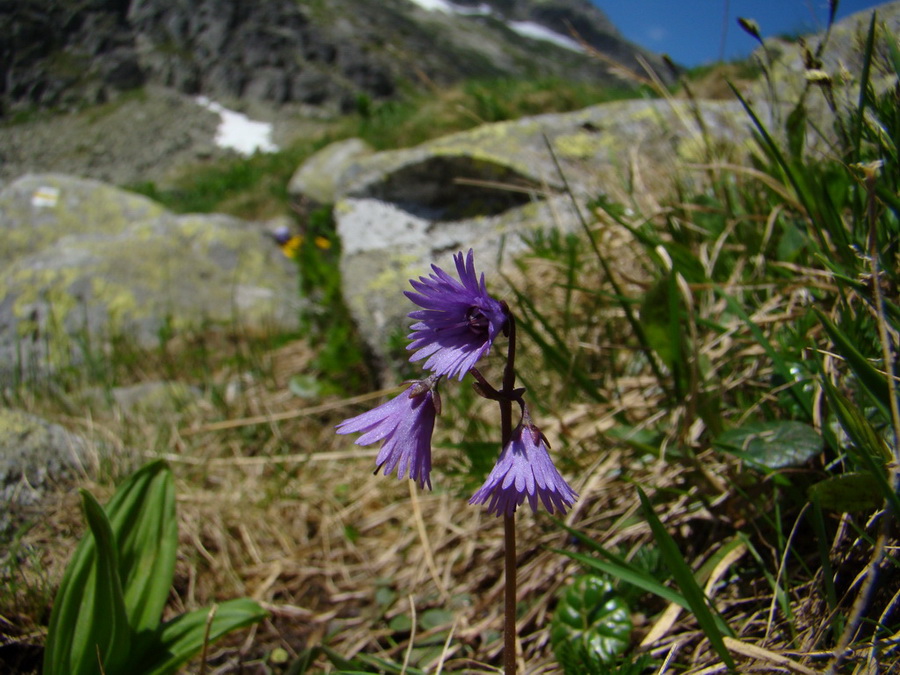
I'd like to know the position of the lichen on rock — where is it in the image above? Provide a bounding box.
[0,174,301,379]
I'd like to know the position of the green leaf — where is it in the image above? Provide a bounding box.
[639,277,679,372]
[418,608,454,631]
[551,575,631,673]
[44,490,132,675]
[715,420,823,470]
[809,472,884,513]
[140,598,269,675]
[637,488,735,669]
[103,460,178,638]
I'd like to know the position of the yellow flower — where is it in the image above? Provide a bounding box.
[281,235,303,258]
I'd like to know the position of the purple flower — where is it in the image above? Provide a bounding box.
[405,249,508,381]
[336,379,438,489]
[470,423,578,517]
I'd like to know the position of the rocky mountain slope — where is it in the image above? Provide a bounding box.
[1,0,668,117]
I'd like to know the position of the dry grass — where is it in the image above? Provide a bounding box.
[0,335,616,673]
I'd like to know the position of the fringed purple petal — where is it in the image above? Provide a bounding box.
[469,424,578,517]
[336,382,437,490]
[405,250,508,381]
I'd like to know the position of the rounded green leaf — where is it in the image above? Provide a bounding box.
[715,420,823,470]
[808,472,884,512]
[551,575,631,673]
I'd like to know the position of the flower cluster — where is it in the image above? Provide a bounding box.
[337,249,576,517]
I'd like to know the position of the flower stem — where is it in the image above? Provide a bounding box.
[500,313,518,674]
[503,513,517,674]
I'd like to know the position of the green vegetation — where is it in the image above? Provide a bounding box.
[44,460,266,675]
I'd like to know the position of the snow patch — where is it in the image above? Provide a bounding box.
[406,0,584,52]
[195,96,278,155]
[407,0,455,12]
[507,21,585,53]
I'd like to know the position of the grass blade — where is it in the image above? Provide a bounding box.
[637,487,735,668]
[814,308,892,417]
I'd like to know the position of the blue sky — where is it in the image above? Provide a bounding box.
[591,1,887,67]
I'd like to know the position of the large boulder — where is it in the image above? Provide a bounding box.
[334,98,756,368]
[0,173,167,266]
[288,137,374,207]
[0,174,300,379]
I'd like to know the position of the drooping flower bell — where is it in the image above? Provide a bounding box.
[336,377,439,489]
[470,415,578,517]
[405,249,509,381]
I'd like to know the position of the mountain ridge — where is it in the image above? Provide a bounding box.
[1,0,670,116]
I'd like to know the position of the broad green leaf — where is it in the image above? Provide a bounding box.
[558,549,690,610]
[638,488,735,669]
[103,460,178,637]
[715,420,823,470]
[809,472,884,513]
[419,608,454,631]
[44,490,132,675]
[78,491,132,673]
[43,511,98,674]
[551,575,631,674]
[141,598,268,675]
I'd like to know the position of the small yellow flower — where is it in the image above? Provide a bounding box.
[281,235,303,258]
[314,236,332,250]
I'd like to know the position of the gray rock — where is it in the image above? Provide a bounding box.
[0,174,300,379]
[0,407,95,535]
[0,173,167,267]
[288,138,374,206]
[334,98,756,368]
